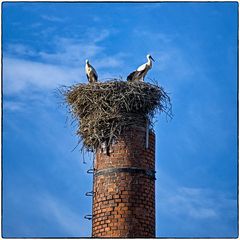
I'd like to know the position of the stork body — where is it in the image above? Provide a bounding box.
[85,60,98,83]
[127,54,155,82]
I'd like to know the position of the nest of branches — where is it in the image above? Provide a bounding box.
[62,80,172,151]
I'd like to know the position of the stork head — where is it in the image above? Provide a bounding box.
[147,54,155,62]
[85,59,89,64]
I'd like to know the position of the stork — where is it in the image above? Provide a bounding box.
[85,59,98,83]
[127,54,155,82]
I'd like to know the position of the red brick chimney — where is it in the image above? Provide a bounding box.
[92,126,155,237]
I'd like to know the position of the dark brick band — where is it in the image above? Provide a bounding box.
[94,167,156,180]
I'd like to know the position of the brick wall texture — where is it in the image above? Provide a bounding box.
[92,126,155,237]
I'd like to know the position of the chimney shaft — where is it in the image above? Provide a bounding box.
[92,126,155,237]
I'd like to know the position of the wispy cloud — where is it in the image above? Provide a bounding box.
[155,169,237,236]
[4,181,91,237]
[167,187,218,219]
[3,57,82,95]
[3,100,25,112]
[38,193,87,236]
[4,28,126,95]
[134,29,174,44]
[5,43,36,57]
[41,15,67,23]
[96,55,124,69]
[38,38,103,66]
[86,29,110,43]
[5,39,103,67]
[156,171,237,224]
[3,98,93,236]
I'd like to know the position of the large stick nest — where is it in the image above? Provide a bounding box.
[62,80,172,151]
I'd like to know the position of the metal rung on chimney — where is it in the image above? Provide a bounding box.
[87,168,94,174]
[84,214,92,220]
[85,191,94,197]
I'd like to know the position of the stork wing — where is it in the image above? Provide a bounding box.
[137,63,147,71]
[91,65,98,79]
[92,71,98,82]
[127,71,137,81]
[127,70,145,81]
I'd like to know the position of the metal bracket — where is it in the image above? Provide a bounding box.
[85,191,94,197]
[84,214,92,220]
[87,168,94,174]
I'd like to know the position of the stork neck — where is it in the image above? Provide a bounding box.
[147,57,152,67]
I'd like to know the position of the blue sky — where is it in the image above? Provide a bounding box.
[2,2,238,238]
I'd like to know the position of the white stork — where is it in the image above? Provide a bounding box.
[85,59,98,83]
[127,54,155,82]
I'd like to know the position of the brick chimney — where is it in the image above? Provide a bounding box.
[92,126,155,237]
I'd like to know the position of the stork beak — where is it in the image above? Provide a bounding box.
[150,56,155,62]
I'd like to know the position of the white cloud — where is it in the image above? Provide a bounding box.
[96,55,124,69]
[5,40,103,67]
[87,29,110,43]
[41,15,67,22]
[37,37,125,70]
[168,187,218,219]
[4,31,126,95]
[32,27,57,40]
[134,30,174,44]
[152,47,196,80]
[5,181,91,237]
[3,53,124,96]
[3,57,82,95]
[5,26,119,67]
[157,184,237,221]
[38,193,87,236]
[38,37,103,66]
[6,43,36,57]
[3,100,25,111]
[5,27,120,67]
